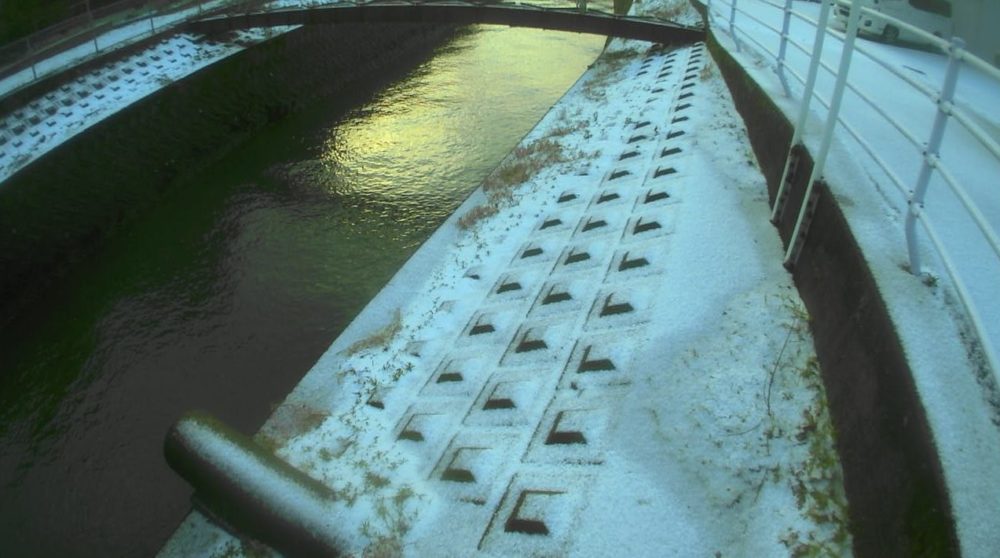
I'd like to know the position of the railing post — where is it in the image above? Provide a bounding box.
[783,0,863,268]
[905,37,964,275]
[770,0,832,223]
[706,0,713,25]
[729,0,740,52]
[775,0,793,96]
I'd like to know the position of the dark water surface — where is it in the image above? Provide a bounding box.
[0,26,604,556]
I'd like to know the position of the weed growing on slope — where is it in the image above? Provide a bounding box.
[458,138,568,230]
[768,297,851,557]
[345,309,403,355]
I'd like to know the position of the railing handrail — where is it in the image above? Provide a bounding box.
[706,0,1000,381]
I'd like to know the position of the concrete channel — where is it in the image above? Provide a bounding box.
[0,1,970,556]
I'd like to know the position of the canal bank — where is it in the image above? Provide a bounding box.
[0,25,607,556]
[162,11,855,556]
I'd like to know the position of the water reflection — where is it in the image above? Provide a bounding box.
[0,25,603,556]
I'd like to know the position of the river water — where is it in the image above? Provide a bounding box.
[0,26,604,556]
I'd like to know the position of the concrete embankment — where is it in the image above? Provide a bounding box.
[0,23,456,324]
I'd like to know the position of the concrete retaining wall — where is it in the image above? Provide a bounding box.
[703,20,958,558]
[689,1,959,554]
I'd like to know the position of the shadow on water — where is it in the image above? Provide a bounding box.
[0,25,604,556]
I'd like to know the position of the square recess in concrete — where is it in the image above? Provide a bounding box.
[486,269,544,304]
[509,239,560,269]
[550,241,612,276]
[456,309,519,349]
[430,431,519,506]
[605,241,669,283]
[588,187,630,211]
[394,401,465,464]
[464,370,547,428]
[620,210,674,245]
[534,214,574,236]
[420,354,491,399]
[528,275,593,319]
[572,211,623,240]
[500,318,577,369]
[478,472,594,555]
[600,165,642,189]
[523,398,611,466]
[559,331,639,391]
[583,285,657,332]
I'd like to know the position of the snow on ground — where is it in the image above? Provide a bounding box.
[703,1,1000,555]
[0,28,296,183]
[0,0,234,98]
[163,14,851,556]
[10,0,991,555]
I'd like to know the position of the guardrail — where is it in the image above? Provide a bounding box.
[705,0,999,381]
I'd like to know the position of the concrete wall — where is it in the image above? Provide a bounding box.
[952,0,1000,65]
[0,23,456,324]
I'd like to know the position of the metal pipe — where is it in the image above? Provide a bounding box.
[905,38,964,274]
[164,411,347,557]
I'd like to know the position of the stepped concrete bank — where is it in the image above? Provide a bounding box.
[0,23,455,324]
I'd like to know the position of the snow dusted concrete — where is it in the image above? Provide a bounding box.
[0,27,285,184]
[161,33,854,557]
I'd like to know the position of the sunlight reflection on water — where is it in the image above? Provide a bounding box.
[0,25,604,556]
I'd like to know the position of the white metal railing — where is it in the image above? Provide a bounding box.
[705,0,1000,381]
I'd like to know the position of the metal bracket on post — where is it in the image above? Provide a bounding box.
[771,145,800,223]
[783,0,863,269]
[769,0,831,224]
[783,181,822,269]
[905,37,964,275]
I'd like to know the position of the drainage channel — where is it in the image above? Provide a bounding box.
[162,39,852,557]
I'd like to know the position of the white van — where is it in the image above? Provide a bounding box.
[831,0,953,45]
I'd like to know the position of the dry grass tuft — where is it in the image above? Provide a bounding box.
[458,138,568,230]
[457,204,500,230]
[345,309,403,356]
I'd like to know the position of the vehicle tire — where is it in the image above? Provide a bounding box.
[882,25,900,43]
